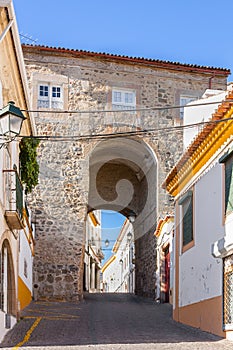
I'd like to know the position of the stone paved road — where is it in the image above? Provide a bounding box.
[1,293,232,349]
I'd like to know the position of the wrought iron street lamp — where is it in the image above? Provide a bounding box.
[127,231,133,242]
[104,239,110,247]
[128,215,136,223]
[0,101,26,148]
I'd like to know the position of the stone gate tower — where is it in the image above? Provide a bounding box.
[22,44,229,300]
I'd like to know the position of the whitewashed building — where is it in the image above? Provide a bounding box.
[84,210,103,292]
[102,219,134,293]
[0,0,35,340]
[163,85,233,339]
[155,216,174,304]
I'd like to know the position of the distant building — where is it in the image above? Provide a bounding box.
[102,220,134,293]
[84,211,103,292]
[154,216,174,304]
[163,85,233,339]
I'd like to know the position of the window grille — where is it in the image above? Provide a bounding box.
[112,89,136,113]
[38,84,63,109]
[223,254,233,330]
[178,191,193,247]
[225,155,233,215]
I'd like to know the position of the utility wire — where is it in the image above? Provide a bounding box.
[16,114,233,142]
[21,99,233,114]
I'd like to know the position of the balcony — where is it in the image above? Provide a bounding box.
[3,168,24,230]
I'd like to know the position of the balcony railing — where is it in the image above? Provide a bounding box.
[3,168,24,230]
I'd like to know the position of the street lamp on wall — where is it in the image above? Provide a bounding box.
[0,101,26,148]
[128,214,136,223]
[104,239,110,247]
[127,231,133,243]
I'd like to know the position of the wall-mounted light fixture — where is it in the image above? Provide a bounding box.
[0,101,26,149]
[128,215,136,223]
[127,231,133,242]
[104,239,110,247]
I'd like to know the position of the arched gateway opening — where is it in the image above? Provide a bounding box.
[32,136,159,301]
[87,137,158,297]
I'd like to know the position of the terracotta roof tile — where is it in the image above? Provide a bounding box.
[22,44,230,75]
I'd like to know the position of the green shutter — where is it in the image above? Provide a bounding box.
[225,155,233,215]
[182,194,193,246]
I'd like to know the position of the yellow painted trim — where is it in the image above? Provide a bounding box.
[89,212,100,227]
[174,203,180,320]
[166,108,233,196]
[12,317,42,349]
[154,216,174,237]
[89,245,101,264]
[112,219,128,253]
[18,276,32,311]
[101,255,116,273]
[22,209,35,256]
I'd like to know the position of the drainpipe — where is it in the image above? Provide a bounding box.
[208,75,215,89]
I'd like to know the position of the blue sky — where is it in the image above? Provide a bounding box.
[14,0,233,80]
[101,211,125,263]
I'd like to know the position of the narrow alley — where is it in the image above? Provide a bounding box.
[1,294,232,350]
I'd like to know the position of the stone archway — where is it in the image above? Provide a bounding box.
[88,137,158,297]
[31,134,160,301]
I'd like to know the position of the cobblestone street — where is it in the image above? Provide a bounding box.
[1,293,232,350]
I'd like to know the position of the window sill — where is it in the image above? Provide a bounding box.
[182,240,194,253]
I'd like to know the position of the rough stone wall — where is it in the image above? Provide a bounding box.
[135,231,157,298]
[23,46,228,300]
[28,138,89,301]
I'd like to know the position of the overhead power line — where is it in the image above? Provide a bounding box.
[17,114,233,142]
[22,99,233,114]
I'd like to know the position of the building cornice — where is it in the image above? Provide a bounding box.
[112,219,129,253]
[1,1,36,135]
[101,255,116,273]
[163,90,233,196]
[154,216,174,238]
[22,44,230,77]
[89,212,100,227]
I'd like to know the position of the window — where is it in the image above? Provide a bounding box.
[219,150,233,215]
[112,89,136,111]
[180,96,196,120]
[24,259,28,278]
[38,84,63,109]
[223,254,233,330]
[39,85,48,97]
[225,154,233,215]
[179,191,193,248]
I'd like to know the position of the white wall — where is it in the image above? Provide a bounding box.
[18,226,33,293]
[0,311,16,342]
[103,257,122,292]
[179,163,224,307]
[103,221,134,292]
[183,89,226,150]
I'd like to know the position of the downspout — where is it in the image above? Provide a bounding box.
[209,75,215,89]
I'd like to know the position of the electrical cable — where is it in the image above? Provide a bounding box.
[14,114,233,142]
[21,98,233,114]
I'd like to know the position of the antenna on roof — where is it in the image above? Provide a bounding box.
[19,32,38,44]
